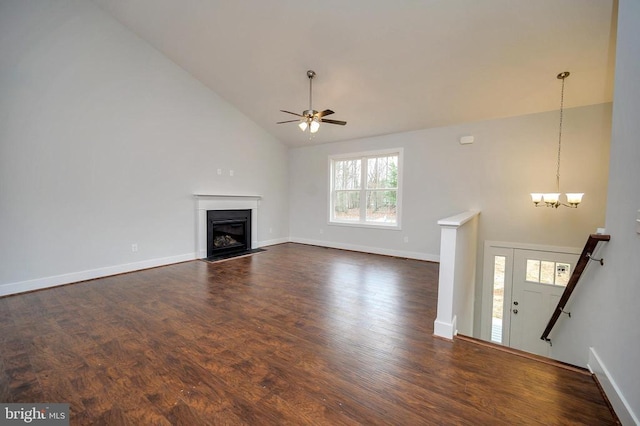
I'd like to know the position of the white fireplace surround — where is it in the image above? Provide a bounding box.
[194,194,261,259]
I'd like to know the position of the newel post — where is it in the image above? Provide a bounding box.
[433,210,480,340]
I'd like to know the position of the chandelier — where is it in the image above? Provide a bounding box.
[531,71,583,208]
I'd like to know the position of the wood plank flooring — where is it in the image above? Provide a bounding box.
[0,243,616,425]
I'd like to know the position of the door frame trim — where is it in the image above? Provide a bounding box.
[481,241,581,344]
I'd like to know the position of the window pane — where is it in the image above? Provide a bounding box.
[540,261,555,284]
[367,155,398,189]
[333,191,360,221]
[333,159,361,190]
[491,256,506,344]
[365,190,396,223]
[555,263,571,286]
[526,259,540,282]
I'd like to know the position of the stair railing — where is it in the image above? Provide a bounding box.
[540,233,610,345]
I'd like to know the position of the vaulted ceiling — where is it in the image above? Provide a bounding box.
[93,0,617,147]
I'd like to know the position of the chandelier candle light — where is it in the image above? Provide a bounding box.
[531,71,583,208]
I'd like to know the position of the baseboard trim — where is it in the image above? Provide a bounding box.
[0,238,436,298]
[0,253,196,297]
[289,237,439,262]
[433,316,457,340]
[256,237,290,248]
[588,347,639,425]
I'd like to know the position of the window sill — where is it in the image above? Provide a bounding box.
[328,221,401,231]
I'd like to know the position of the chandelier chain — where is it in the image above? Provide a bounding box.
[556,75,565,193]
[309,72,313,112]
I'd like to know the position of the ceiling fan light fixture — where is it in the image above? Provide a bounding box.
[278,70,347,136]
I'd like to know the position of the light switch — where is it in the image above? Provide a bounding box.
[459,135,474,145]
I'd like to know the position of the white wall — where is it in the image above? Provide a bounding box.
[551,0,640,422]
[289,104,610,321]
[0,0,289,292]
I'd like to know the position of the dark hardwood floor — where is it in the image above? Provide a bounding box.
[0,243,616,425]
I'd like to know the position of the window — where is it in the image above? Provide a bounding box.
[329,149,402,228]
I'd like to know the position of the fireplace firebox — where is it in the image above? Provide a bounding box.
[207,209,252,259]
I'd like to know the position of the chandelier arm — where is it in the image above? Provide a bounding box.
[534,202,578,209]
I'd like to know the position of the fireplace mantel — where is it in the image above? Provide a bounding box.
[194,194,261,258]
[194,194,262,200]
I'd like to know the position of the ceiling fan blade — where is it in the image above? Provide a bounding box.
[317,109,334,117]
[280,110,303,117]
[276,119,300,124]
[321,119,347,126]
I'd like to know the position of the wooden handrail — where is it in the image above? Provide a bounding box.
[540,233,610,343]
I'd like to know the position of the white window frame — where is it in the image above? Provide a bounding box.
[328,148,403,230]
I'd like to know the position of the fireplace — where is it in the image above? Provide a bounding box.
[207,209,252,259]
[195,194,262,260]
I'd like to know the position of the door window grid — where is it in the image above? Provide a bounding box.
[525,259,571,286]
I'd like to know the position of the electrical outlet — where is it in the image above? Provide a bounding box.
[404,236,409,243]
[319,229,324,234]
[269,227,273,234]
[229,170,234,177]
[131,244,138,252]
[217,169,222,175]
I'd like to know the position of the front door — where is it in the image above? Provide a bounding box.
[508,249,578,356]
[482,243,579,357]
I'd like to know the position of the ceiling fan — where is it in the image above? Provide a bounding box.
[277,70,347,134]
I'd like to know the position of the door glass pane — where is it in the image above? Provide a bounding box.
[491,256,506,343]
[525,259,540,282]
[555,263,571,286]
[540,261,555,284]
